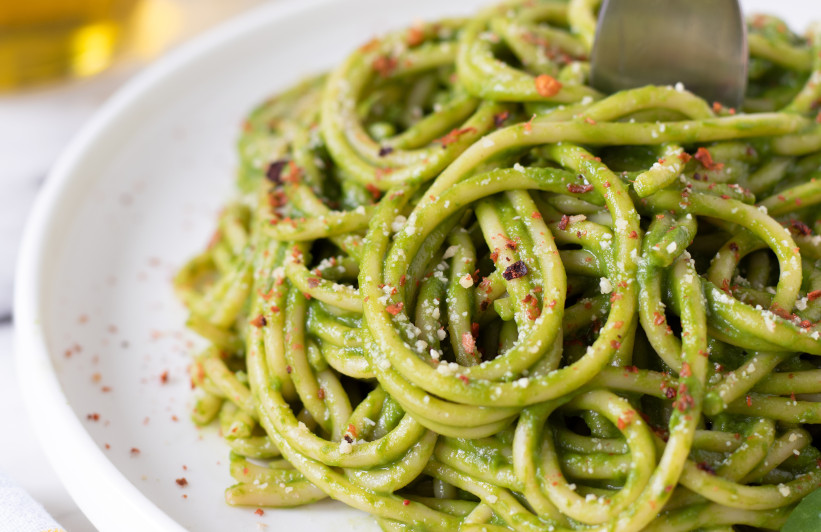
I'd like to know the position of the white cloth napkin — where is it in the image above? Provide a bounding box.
[0,471,65,532]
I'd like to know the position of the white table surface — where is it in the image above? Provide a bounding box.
[0,68,129,532]
[0,3,268,529]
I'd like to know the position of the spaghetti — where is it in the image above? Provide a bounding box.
[174,1,821,530]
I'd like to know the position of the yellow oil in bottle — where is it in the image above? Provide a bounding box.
[0,0,140,89]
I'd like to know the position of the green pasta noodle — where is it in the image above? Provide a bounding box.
[174,1,821,529]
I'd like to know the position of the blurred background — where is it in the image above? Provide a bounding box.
[0,1,268,529]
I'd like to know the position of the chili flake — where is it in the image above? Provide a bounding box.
[265,160,289,183]
[435,127,477,148]
[503,260,528,280]
[493,110,510,128]
[790,219,812,236]
[694,147,724,171]
[534,74,562,97]
[567,183,594,194]
[372,54,398,77]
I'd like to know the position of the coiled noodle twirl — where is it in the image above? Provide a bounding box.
[174,1,821,530]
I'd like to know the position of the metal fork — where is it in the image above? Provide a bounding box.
[589,0,747,108]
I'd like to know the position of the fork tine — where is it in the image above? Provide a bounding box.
[590,0,747,107]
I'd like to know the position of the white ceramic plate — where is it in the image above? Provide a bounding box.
[14,0,821,530]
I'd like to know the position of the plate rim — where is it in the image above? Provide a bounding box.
[13,0,346,529]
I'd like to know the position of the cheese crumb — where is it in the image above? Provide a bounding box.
[599,277,613,294]
[391,215,407,233]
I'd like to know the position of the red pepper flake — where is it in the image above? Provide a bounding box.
[283,161,301,183]
[584,117,597,125]
[746,395,753,407]
[567,183,594,194]
[712,101,723,113]
[372,54,398,77]
[286,365,293,374]
[435,127,477,148]
[259,288,276,301]
[523,113,535,132]
[790,219,813,236]
[816,110,821,124]
[721,278,731,293]
[677,152,692,163]
[696,461,716,475]
[87,413,100,421]
[347,424,358,438]
[558,214,570,231]
[307,277,321,288]
[530,211,542,220]
[402,499,410,506]
[493,110,510,128]
[254,509,265,516]
[386,302,404,315]
[694,147,724,171]
[101,386,112,393]
[610,292,623,303]
[461,332,476,354]
[265,160,289,184]
[673,384,695,412]
[457,374,470,384]
[130,447,141,456]
[664,386,677,399]
[317,388,326,400]
[807,290,821,303]
[680,362,692,378]
[471,322,480,337]
[406,25,424,47]
[399,274,406,287]
[534,74,562,97]
[616,411,633,430]
[628,230,638,239]
[365,183,382,201]
[502,260,528,280]
[249,314,267,328]
[801,319,813,329]
[490,250,499,262]
[610,340,622,350]
[176,477,188,487]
